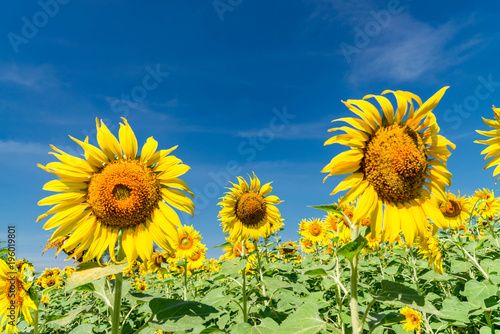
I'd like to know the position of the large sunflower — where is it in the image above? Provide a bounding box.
[37,118,194,264]
[475,106,500,182]
[0,260,37,334]
[218,172,283,241]
[322,87,455,246]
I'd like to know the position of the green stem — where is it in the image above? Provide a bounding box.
[242,269,248,323]
[183,260,188,300]
[253,240,267,300]
[33,286,39,334]
[452,240,492,284]
[241,240,248,323]
[349,224,360,334]
[111,231,125,334]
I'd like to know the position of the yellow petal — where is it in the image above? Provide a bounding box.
[96,118,122,160]
[121,227,138,263]
[38,192,86,206]
[330,172,364,196]
[119,118,138,159]
[161,188,195,216]
[140,137,158,164]
[322,149,363,179]
[363,94,394,124]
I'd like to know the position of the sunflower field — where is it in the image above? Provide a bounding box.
[3,87,500,334]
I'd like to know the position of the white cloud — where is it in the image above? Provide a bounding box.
[0,140,49,154]
[0,63,58,89]
[236,120,331,140]
[347,15,480,84]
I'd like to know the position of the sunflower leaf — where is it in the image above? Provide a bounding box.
[66,262,128,291]
[149,298,219,332]
[308,204,341,214]
[277,302,326,334]
[336,235,367,261]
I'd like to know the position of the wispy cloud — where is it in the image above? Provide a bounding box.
[307,0,483,84]
[0,140,50,154]
[0,62,59,89]
[347,15,481,84]
[236,120,331,140]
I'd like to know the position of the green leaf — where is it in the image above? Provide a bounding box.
[308,204,340,214]
[479,326,495,334]
[253,318,280,333]
[201,287,231,309]
[303,268,328,276]
[337,235,367,261]
[69,324,93,334]
[49,305,92,326]
[462,279,498,308]
[66,262,128,291]
[213,241,232,248]
[149,298,219,332]
[372,280,443,316]
[277,303,326,334]
[264,277,292,293]
[200,327,225,333]
[439,296,471,324]
[219,257,247,276]
[365,311,404,332]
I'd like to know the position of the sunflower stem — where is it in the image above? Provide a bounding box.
[112,232,125,334]
[349,224,360,334]
[183,259,188,300]
[253,240,267,301]
[241,240,249,323]
[33,286,39,334]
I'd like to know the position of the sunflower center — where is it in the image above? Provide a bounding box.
[310,225,322,236]
[235,192,267,226]
[180,237,192,250]
[440,199,462,217]
[362,124,428,203]
[191,251,202,261]
[87,159,161,228]
[112,184,131,200]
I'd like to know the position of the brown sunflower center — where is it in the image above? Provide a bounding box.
[235,192,267,226]
[362,124,428,203]
[310,225,322,236]
[440,199,462,217]
[281,244,295,254]
[87,159,161,228]
[180,237,192,250]
[191,251,202,261]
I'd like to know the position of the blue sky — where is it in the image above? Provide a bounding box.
[1,0,500,270]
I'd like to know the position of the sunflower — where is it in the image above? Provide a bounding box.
[279,240,299,257]
[222,238,255,260]
[148,251,167,273]
[37,118,194,264]
[418,234,444,274]
[322,87,455,246]
[300,238,315,254]
[475,198,500,220]
[324,212,338,233]
[173,225,202,260]
[218,172,283,241]
[475,106,500,182]
[187,244,207,271]
[400,307,422,332]
[437,191,470,229]
[300,218,328,244]
[0,260,37,334]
